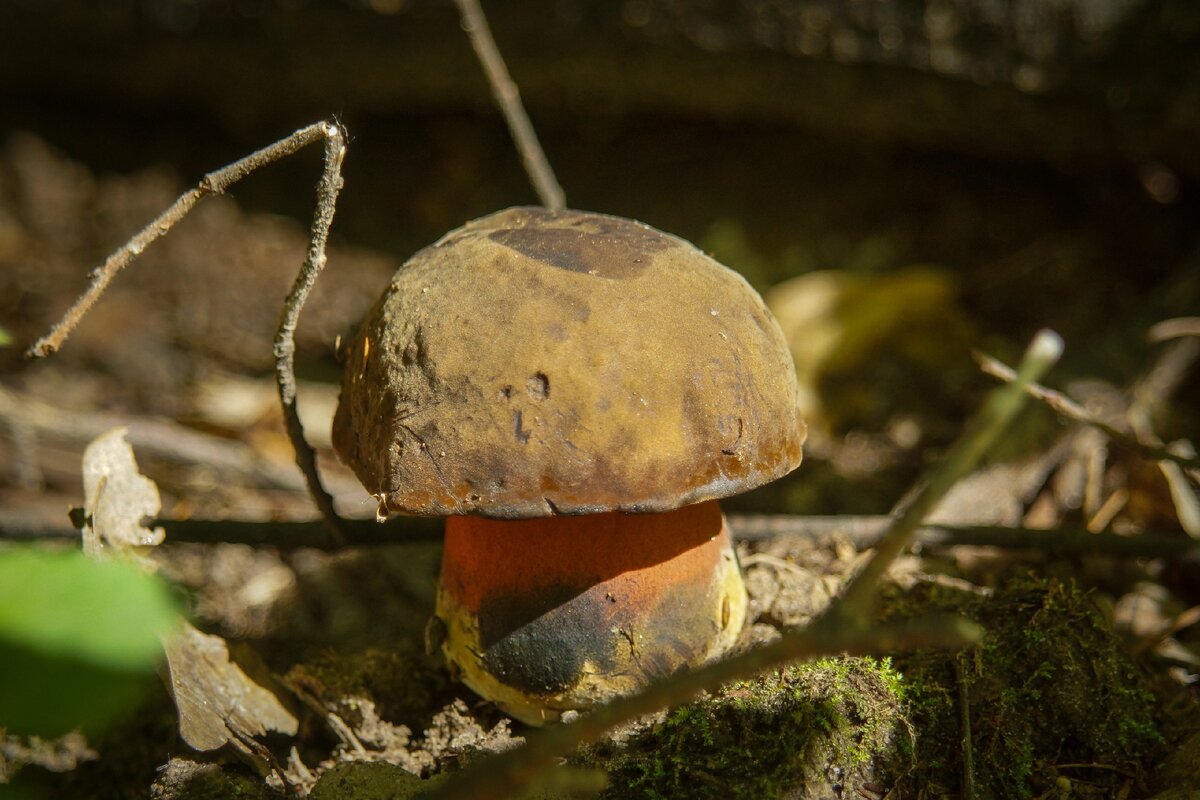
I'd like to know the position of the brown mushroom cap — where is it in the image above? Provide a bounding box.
[332,206,805,518]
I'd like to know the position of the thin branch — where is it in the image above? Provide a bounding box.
[26,122,333,358]
[974,349,1200,472]
[4,513,1196,561]
[271,123,350,544]
[453,0,566,211]
[23,121,352,541]
[417,615,982,800]
[737,516,1200,560]
[831,331,1063,622]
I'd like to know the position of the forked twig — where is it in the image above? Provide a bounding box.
[454,0,566,211]
[26,121,350,541]
[27,122,332,358]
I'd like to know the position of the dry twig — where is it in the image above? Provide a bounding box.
[0,385,307,491]
[419,616,982,800]
[24,122,350,541]
[974,350,1200,473]
[5,512,1196,562]
[453,0,565,211]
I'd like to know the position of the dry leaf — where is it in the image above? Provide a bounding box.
[924,441,1067,527]
[162,623,297,753]
[80,426,164,555]
[78,427,298,761]
[1159,441,1200,538]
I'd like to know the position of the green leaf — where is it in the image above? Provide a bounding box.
[0,547,182,735]
[0,326,11,347]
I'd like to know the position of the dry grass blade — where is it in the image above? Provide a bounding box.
[832,330,1063,622]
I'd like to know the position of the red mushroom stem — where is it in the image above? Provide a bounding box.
[435,499,747,724]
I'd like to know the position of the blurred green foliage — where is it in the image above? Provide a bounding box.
[0,547,181,736]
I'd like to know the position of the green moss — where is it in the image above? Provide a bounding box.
[887,576,1165,799]
[580,657,907,799]
[309,761,428,800]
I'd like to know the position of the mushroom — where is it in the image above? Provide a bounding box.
[332,206,805,725]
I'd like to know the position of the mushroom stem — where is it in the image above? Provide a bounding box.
[435,500,746,725]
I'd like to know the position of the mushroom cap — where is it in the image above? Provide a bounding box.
[332,206,805,518]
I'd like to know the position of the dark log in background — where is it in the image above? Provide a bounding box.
[3,0,1198,440]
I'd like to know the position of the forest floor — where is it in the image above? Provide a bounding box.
[1,129,1198,799]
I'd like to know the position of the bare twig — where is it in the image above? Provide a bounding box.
[271,124,349,544]
[831,331,1063,622]
[27,122,335,358]
[974,350,1200,472]
[453,0,566,211]
[23,121,351,542]
[417,615,982,800]
[5,512,1197,561]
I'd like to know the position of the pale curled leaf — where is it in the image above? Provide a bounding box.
[79,431,297,753]
[81,427,164,554]
[163,622,298,752]
[1159,444,1200,538]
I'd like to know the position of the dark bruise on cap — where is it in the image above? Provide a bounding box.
[332,206,806,519]
[488,208,671,280]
